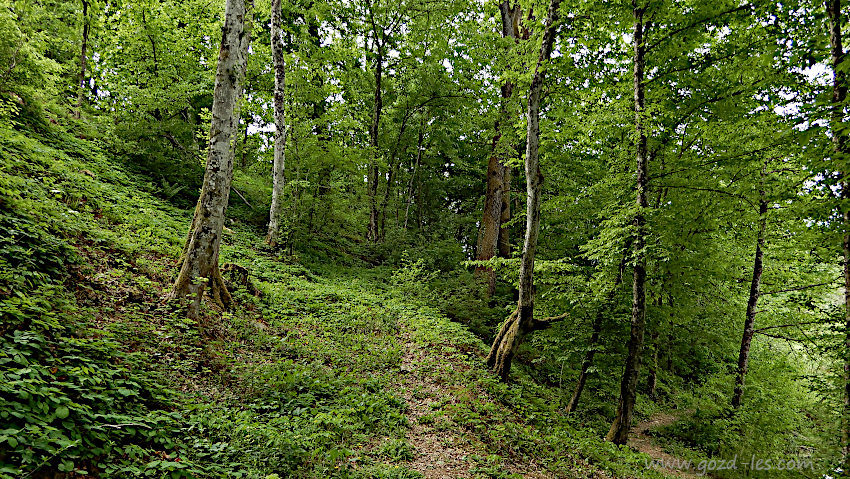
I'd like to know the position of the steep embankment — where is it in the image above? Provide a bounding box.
[0,121,675,478]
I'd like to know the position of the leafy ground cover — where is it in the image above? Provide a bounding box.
[0,116,681,478]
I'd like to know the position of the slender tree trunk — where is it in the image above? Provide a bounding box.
[379,114,409,239]
[827,0,850,465]
[646,329,659,399]
[404,123,425,229]
[565,312,601,413]
[732,186,767,409]
[606,3,648,445]
[169,0,251,324]
[367,43,384,242]
[476,1,520,295]
[75,0,89,119]
[240,120,249,169]
[379,161,396,238]
[486,0,561,382]
[266,0,287,247]
[566,267,623,413]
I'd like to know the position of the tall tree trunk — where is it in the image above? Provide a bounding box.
[169,0,251,324]
[732,184,767,409]
[75,0,89,119]
[606,2,648,445]
[367,34,384,242]
[827,0,850,465]
[485,0,561,382]
[266,0,287,247]
[476,1,520,295]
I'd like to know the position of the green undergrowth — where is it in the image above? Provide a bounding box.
[1,113,674,478]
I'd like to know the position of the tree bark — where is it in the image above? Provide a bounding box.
[169,0,251,324]
[499,166,512,259]
[732,179,767,409]
[75,0,89,119]
[827,0,850,465]
[476,1,520,295]
[266,0,287,247]
[486,0,561,382]
[606,2,648,445]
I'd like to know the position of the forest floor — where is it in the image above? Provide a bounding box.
[629,413,703,479]
[1,120,684,478]
[395,331,554,479]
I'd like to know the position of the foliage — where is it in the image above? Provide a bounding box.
[3,0,850,476]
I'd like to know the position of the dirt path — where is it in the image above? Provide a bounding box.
[393,333,553,478]
[629,412,704,478]
[394,336,476,479]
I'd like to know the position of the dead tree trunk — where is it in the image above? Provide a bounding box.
[75,0,89,119]
[485,0,561,382]
[169,0,251,323]
[606,2,648,445]
[476,1,520,295]
[827,0,850,465]
[732,177,767,408]
[265,0,287,247]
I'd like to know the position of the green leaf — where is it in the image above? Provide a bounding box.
[55,406,69,419]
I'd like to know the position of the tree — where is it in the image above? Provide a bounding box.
[486,0,562,382]
[566,261,624,413]
[266,0,286,247]
[169,0,252,322]
[74,0,89,118]
[606,0,648,445]
[476,0,520,295]
[826,0,850,465]
[731,167,767,409]
[365,0,388,242]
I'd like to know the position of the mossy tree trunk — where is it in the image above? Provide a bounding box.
[486,0,561,382]
[170,0,251,323]
[266,0,287,247]
[606,1,648,445]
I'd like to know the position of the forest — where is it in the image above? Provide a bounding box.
[1,0,850,477]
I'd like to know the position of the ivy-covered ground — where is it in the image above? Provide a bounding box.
[0,113,682,479]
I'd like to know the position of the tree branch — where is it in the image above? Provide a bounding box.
[761,280,838,295]
[645,4,752,54]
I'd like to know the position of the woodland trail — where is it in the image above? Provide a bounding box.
[393,332,556,479]
[391,324,692,479]
[629,412,705,478]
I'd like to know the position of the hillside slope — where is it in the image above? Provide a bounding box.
[0,120,673,478]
